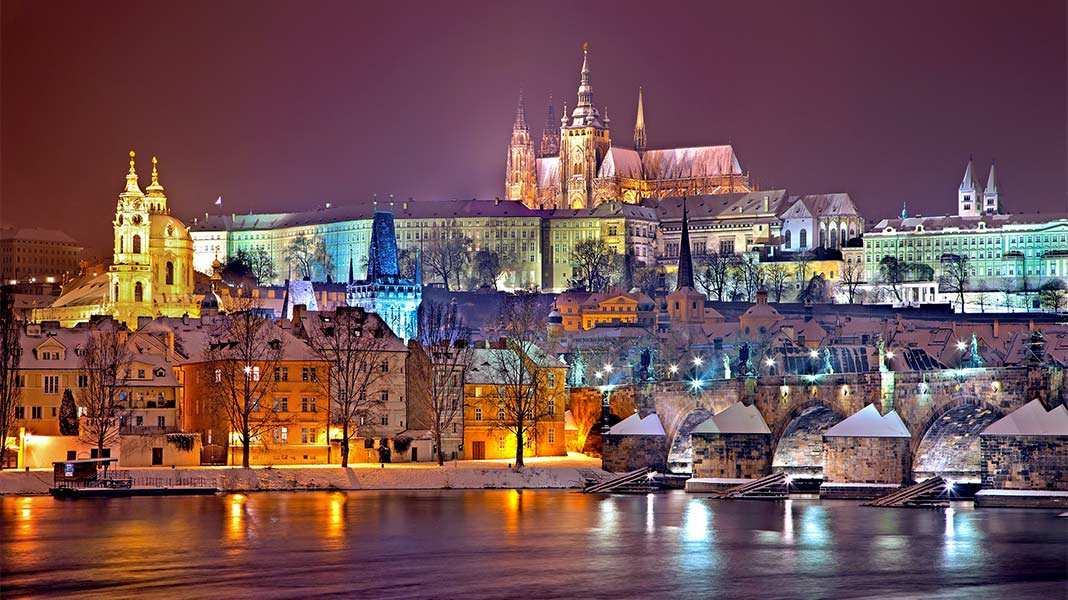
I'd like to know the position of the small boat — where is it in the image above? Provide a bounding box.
[49,458,217,498]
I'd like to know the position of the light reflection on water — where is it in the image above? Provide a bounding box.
[1,491,1065,600]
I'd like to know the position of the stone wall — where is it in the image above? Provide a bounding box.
[980,435,1068,491]
[912,404,1000,480]
[823,436,910,484]
[692,432,771,479]
[771,406,843,474]
[602,435,668,473]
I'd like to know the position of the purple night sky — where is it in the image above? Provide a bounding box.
[2,0,1065,253]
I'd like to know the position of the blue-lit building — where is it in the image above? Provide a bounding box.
[346,211,421,340]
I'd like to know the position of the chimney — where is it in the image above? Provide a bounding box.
[993,319,999,338]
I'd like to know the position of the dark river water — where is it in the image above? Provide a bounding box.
[2,491,1065,599]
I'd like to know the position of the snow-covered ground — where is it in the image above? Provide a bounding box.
[0,454,605,495]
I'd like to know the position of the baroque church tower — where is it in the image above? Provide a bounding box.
[504,92,537,204]
[558,43,611,209]
[110,151,154,326]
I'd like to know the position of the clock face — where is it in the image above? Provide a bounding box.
[132,214,143,225]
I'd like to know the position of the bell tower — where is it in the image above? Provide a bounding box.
[109,151,153,327]
[559,43,611,209]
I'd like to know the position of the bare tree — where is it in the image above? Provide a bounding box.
[424,236,471,291]
[940,254,970,313]
[570,239,621,293]
[632,265,664,298]
[397,247,419,280]
[415,301,474,465]
[78,325,133,457]
[798,274,833,304]
[234,248,277,284]
[728,255,762,302]
[474,248,505,289]
[838,259,866,304]
[879,256,909,303]
[1039,279,1068,312]
[489,293,561,467]
[763,263,789,302]
[0,290,22,469]
[204,310,287,468]
[285,235,334,281]
[302,307,395,467]
[695,251,737,300]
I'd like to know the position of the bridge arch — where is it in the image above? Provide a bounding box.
[911,397,1003,482]
[771,400,848,476]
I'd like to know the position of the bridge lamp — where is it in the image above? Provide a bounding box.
[885,350,895,360]
[594,371,604,381]
[764,357,775,367]
[646,471,657,480]
[809,349,819,359]
[944,480,955,492]
[784,474,793,486]
[691,378,704,390]
[668,364,679,374]
[603,363,613,374]
[693,356,704,367]
[991,381,1000,392]
[956,340,967,352]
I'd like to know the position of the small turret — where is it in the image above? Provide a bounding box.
[958,156,983,217]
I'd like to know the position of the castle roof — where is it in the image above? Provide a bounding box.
[641,145,742,179]
[869,212,1068,233]
[780,193,860,219]
[597,147,643,179]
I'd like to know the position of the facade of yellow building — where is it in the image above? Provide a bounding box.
[462,346,567,460]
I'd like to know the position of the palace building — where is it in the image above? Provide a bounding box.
[505,44,753,210]
[33,152,199,329]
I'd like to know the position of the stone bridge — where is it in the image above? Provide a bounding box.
[638,365,1064,480]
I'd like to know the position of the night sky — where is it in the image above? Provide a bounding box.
[3,0,1065,253]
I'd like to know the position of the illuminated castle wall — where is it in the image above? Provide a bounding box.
[345,211,421,340]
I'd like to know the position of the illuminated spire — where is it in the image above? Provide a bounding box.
[569,42,603,127]
[124,150,143,194]
[634,87,647,152]
[540,93,559,157]
[146,156,165,197]
[513,90,529,132]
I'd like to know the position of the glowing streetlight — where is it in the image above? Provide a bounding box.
[956,340,967,352]
[668,364,679,374]
[764,357,775,367]
[594,371,604,380]
[243,365,252,375]
[885,350,895,360]
[809,349,819,359]
[603,363,613,373]
[691,378,704,390]
[693,356,704,367]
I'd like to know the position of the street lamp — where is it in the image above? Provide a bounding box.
[692,356,703,367]
[764,357,775,367]
[668,364,679,375]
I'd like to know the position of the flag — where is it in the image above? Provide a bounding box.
[214,196,223,206]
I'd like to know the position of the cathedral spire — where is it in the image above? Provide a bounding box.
[634,87,647,152]
[540,93,559,157]
[676,197,695,290]
[983,159,1001,214]
[513,90,529,132]
[569,42,603,127]
[146,156,166,199]
[986,160,998,194]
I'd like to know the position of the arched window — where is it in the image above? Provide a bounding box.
[819,229,826,248]
[784,230,792,249]
[114,283,119,301]
[166,262,174,285]
[119,237,124,254]
[132,235,142,254]
[799,229,808,248]
[134,282,144,302]
[841,228,847,246]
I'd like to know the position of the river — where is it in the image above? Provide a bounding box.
[2,491,1065,599]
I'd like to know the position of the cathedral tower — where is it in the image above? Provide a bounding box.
[539,93,559,157]
[558,43,611,209]
[958,157,983,217]
[983,160,1001,214]
[504,92,537,204]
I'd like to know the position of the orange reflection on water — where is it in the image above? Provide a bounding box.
[19,497,33,536]
[327,492,345,539]
[502,489,523,539]
[226,493,247,545]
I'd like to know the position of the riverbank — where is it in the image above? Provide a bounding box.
[0,454,606,495]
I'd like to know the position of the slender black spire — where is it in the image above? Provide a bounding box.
[676,197,695,290]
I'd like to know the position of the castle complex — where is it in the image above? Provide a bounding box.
[505,44,753,209]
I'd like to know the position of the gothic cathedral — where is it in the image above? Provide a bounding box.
[505,44,754,210]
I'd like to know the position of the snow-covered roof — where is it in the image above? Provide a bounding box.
[824,404,910,438]
[642,145,742,179]
[780,193,859,220]
[537,157,560,189]
[598,147,643,179]
[608,413,666,436]
[981,399,1068,436]
[692,402,771,434]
